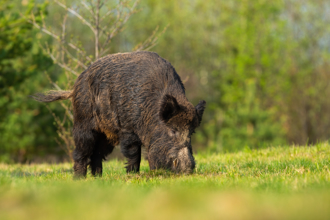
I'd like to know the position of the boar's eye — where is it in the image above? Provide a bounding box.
[169,129,178,137]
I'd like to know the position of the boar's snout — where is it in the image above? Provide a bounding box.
[172,147,195,174]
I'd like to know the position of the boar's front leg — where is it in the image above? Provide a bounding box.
[120,132,142,173]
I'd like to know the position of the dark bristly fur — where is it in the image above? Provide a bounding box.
[31,51,206,177]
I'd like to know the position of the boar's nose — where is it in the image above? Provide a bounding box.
[174,147,195,174]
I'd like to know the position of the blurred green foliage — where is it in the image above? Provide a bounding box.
[0,0,61,163]
[1,0,330,162]
[122,0,330,152]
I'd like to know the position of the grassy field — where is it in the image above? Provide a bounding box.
[0,144,329,220]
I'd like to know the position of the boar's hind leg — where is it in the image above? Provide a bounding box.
[120,133,142,173]
[90,132,115,177]
[72,126,97,178]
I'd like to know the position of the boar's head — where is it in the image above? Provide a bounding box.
[148,94,206,174]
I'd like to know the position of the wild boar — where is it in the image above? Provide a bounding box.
[32,51,206,177]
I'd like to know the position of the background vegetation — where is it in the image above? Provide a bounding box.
[1,0,330,162]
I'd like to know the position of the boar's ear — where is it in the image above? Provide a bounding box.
[160,94,181,123]
[195,100,206,124]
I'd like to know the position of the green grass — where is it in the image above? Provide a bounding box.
[1,144,330,220]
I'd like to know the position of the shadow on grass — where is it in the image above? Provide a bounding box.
[10,168,72,177]
[123,169,194,182]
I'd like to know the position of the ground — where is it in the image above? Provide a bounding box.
[0,144,329,220]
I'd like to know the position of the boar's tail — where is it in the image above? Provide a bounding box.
[30,90,73,103]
